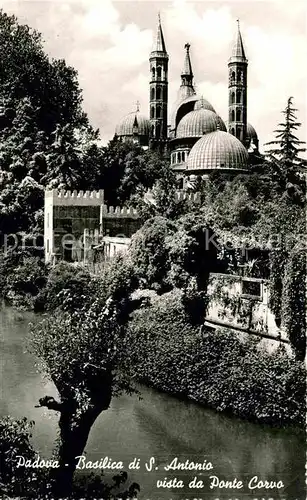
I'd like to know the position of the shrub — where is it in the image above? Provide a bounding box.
[40,261,93,312]
[0,251,48,309]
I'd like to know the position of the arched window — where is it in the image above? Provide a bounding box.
[156,87,162,100]
[231,71,235,82]
[151,88,155,100]
[237,127,241,140]
[236,90,241,103]
[151,124,155,137]
[151,67,155,79]
[231,92,235,104]
[231,128,235,136]
[163,87,167,100]
[156,122,161,138]
[231,110,235,122]
[157,66,162,78]
[178,152,182,163]
[156,105,161,118]
[236,109,241,121]
[150,106,155,119]
[237,69,242,82]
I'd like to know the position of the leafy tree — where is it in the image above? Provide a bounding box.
[0,11,101,238]
[130,213,218,321]
[30,256,138,497]
[98,136,174,207]
[129,216,177,292]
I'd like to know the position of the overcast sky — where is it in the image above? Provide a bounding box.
[1,0,306,152]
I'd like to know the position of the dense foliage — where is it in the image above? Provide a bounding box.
[0,417,47,498]
[126,290,306,428]
[30,255,138,496]
[282,249,306,360]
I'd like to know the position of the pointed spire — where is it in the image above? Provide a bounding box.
[152,13,167,53]
[229,19,247,62]
[177,43,195,100]
[182,42,193,78]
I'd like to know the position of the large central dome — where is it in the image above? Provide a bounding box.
[176,108,226,139]
[187,130,249,172]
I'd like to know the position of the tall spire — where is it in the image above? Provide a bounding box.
[182,42,193,79]
[177,42,195,100]
[230,19,247,62]
[152,12,167,53]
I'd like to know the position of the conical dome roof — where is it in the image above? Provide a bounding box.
[115,110,150,137]
[187,130,249,172]
[176,109,226,139]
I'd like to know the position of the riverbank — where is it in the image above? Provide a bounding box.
[0,304,306,500]
[0,255,305,429]
[126,289,306,428]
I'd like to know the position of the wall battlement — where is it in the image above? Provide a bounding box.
[45,189,104,206]
[100,204,139,218]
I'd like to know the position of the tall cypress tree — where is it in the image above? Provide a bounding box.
[265,97,306,187]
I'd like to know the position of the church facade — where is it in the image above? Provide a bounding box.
[115,18,260,186]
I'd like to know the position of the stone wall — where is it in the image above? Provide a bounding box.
[205,273,289,347]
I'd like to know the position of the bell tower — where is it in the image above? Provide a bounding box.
[149,14,168,149]
[228,20,248,146]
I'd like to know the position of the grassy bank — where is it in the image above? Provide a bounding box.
[125,289,306,428]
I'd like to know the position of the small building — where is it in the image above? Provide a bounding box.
[44,189,104,263]
[44,189,142,264]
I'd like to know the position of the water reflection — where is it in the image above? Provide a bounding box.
[0,305,305,499]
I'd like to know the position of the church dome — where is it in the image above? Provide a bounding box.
[115,110,150,137]
[193,98,216,113]
[176,109,226,139]
[187,130,249,172]
[246,123,258,142]
[170,94,216,132]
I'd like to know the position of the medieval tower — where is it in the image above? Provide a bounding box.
[228,20,248,146]
[149,14,169,149]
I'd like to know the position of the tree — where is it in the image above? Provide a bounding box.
[129,216,177,292]
[265,97,306,193]
[30,256,138,497]
[0,11,102,238]
[98,137,174,207]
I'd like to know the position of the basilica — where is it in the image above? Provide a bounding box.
[115,17,259,185]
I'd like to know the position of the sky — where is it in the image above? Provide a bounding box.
[0,0,306,152]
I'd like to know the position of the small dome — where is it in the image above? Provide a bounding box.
[115,110,150,137]
[176,109,226,139]
[170,94,215,131]
[194,98,216,113]
[246,123,258,142]
[187,130,249,172]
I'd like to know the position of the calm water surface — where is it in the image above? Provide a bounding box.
[0,305,305,500]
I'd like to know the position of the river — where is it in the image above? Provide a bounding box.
[0,305,305,500]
